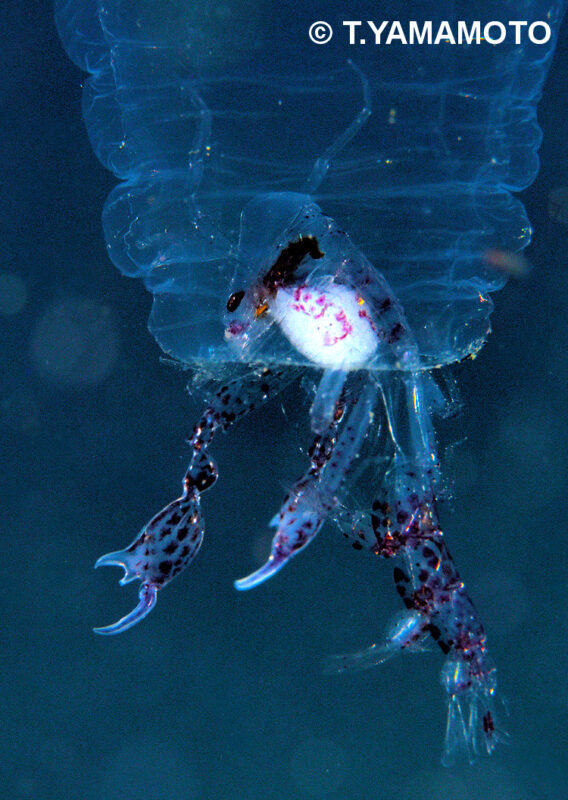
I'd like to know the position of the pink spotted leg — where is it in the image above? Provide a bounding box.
[94,367,290,633]
[94,479,203,633]
[235,377,377,590]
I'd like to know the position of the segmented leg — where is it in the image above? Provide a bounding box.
[235,377,377,589]
[327,371,506,763]
[94,367,292,633]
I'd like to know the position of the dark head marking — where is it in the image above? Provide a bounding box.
[262,235,324,294]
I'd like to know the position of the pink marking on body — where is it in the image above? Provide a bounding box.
[354,296,379,333]
[334,309,353,341]
[291,286,333,320]
[312,302,330,320]
[227,321,247,336]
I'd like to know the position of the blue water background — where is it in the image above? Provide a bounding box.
[2,1,568,797]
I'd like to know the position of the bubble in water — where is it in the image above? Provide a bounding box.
[0,271,27,315]
[30,296,118,386]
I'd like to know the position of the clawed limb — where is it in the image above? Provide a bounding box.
[93,482,203,634]
[93,582,158,635]
[93,368,290,633]
[235,375,377,590]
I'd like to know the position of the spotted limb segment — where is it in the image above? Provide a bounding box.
[328,455,508,763]
[94,479,203,634]
[326,371,507,764]
[94,367,290,633]
[235,377,377,590]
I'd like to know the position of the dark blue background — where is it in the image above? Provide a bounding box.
[2,2,568,797]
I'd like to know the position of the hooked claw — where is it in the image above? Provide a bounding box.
[93,580,158,635]
[234,503,323,591]
[234,551,289,590]
[92,483,203,634]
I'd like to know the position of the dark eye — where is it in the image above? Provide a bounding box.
[226,290,245,312]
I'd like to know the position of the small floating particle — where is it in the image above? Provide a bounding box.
[483,248,531,278]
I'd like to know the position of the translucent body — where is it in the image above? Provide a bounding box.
[55,0,566,766]
[54,0,565,368]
